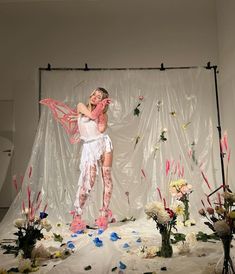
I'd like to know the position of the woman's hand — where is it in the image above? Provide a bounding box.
[99,98,111,108]
[67,114,78,121]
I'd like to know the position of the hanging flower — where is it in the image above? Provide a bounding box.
[133,95,144,116]
[159,128,167,142]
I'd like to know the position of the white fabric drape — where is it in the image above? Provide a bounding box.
[0,68,221,235]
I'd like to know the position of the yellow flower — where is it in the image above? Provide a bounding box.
[172,201,185,216]
[53,251,62,258]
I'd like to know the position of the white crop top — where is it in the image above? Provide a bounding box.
[78,115,103,141]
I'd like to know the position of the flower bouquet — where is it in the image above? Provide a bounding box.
[199,190,235,274]
[169,178,193,225]
[2,170,51,260]
[145,200,179,257]
[13,204,51,259]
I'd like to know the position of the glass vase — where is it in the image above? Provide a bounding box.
[160,228,173,258]
[215,235,235,274]
[182,196,190,224]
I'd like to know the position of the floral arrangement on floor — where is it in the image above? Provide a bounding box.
[144,199,184,257]
[199,190,235,273]
[198,132,235,274]
[0,167,72,273]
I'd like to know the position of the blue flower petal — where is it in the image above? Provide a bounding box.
[93,237,103,247]
[40,212,48,219]
[88,233,93,237]
[119,261,127,270]
[76,230,84,234]
[98,229,104,235]
[67,242,75,249]
[136,237,142,243]
[71,234,78,238]
[123,243,130,248]
[110,232,121,241]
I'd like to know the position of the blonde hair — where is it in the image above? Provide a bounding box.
[88,87,109,113]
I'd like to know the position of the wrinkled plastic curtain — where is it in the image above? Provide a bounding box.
[0,68,221,235]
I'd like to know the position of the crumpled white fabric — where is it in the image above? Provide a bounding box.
[0,68,220,235]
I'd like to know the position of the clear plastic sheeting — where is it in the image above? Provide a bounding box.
[0,68,221,236]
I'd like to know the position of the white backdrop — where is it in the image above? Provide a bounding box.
[0,68,222,235]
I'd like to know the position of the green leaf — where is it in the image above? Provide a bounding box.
[53,233,63,243]
[170,232,186,244]
[134,108,140,116]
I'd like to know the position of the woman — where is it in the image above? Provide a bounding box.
[70,87,113,232]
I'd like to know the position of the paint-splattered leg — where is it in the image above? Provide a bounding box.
[71,165,96,232]
[95,166,114,230]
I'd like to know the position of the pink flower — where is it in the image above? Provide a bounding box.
[180,186,189,194]
[176,192,183,199]
[139,95,144,101]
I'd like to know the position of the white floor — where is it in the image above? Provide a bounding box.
[0,218,234,274]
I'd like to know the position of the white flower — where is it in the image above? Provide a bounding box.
[184,220,193,227]
[214,220,231,237]
[157,208,171,224]
[18,258,32,273]
[41,219,52,232]
[176,220,184,228]
[31,244,51,259]
[143,246,159,258]
[14,218,25,228]
[185,232,197,246]
[145,202,164,218]
[162,128,168,132]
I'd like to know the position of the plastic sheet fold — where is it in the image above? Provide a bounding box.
[0,68,221,235]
